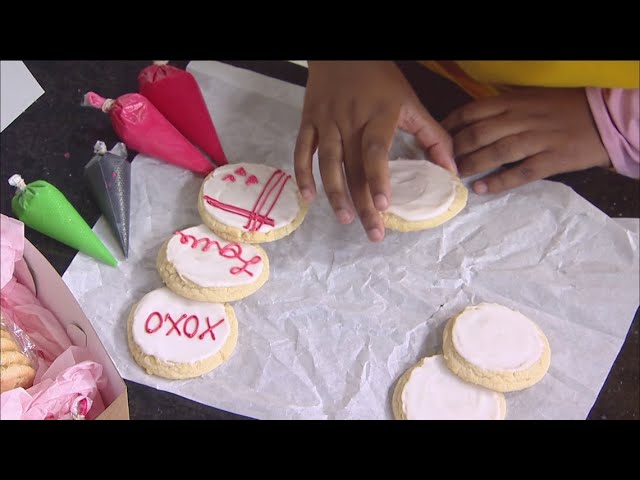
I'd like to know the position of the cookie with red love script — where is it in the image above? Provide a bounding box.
[157,224,270,303]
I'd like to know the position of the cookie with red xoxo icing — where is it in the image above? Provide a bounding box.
[127,287,238,380]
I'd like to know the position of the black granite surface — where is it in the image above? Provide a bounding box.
[0,61,637,420]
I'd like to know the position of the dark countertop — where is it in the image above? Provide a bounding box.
[1,61,637,420]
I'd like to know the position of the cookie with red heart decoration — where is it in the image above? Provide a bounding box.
[197,163,308,243]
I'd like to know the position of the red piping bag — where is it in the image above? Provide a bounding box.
[83,91,215,176]
[138,61,228,167]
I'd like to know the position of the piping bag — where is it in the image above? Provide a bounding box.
[8,175,117,267]
[83,91,215,176]
[138,61,228,167]
[84,141,131,258]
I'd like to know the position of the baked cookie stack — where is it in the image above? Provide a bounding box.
[1,314,36,394]
[127,163,308,380]
[393,303,551,420]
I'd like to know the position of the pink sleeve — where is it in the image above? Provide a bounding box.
[586,87,639,179]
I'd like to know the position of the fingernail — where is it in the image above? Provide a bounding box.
[367,227,384,242]
[301,188,314,202]
[474,181,488,195]
[336,209,353,224]
[374,194,389,211]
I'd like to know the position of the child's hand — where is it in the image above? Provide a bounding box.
[294,61,455,242]
[442,88,611,194]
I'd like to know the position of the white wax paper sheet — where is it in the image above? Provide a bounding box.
[62,61,640,420]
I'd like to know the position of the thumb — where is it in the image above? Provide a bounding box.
[398,103,457,175]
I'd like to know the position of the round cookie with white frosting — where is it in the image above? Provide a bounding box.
[443,303,551,392]
[198,163,308,243]
[383,159,468,232]
[127,288,238,380]
[392,354,506,420]
[157,224,270,303]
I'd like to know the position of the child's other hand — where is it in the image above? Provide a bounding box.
[442,88,611,194]
[294,61,455,242]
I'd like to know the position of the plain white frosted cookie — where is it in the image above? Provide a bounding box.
[127,288,238,380]
[392,354,506,420]
[197,162,308,243]
[443,303,551,392]
[157,224,270,302]
[383,159,468,232]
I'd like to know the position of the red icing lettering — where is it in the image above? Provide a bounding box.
[203,168,291,232]
[199,318,225,341]
[143,313,225,343]
[234,167,247,176]
[176,231,262,277]
[246,174,258,185]
[145,312,163,334]
[183,315,199,338]
[229,253,262,276]
[166,313,187,336]
[223,174,236,182]
[177,234,220,252]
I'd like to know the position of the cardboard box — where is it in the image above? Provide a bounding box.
[11,240,129,420]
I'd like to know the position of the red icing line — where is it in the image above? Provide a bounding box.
[204,196,275,229]
[199,317,225,342]
[176,231,262,277]
[203,167,291,233]
[263,173,291,222]
[145,312,163,334]
[253,171,291,231]
[234,167,247,176]
[245,170,280,231]
[144,313,225,342]
[183,315,199,338]
[230,255,262,276]
[166,313,187,336]
[223,174,236,182]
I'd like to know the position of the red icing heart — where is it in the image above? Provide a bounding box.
[223,174,236,182]
[246,175,258,185]
[234,167,247,176]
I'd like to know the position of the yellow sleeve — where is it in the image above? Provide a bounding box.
[421,61,639,98]
[456,61,639,89]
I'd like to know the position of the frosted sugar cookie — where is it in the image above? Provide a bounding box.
[127,288,238,380]
[383,159,468,232]
[443,303,551,392]
[157,225,269,302]
[392,354,506,420]
[198,163,308,243]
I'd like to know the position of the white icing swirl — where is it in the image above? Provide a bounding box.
[452,303,545,372]
[387,159,456,221]
[402,355,504,420]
